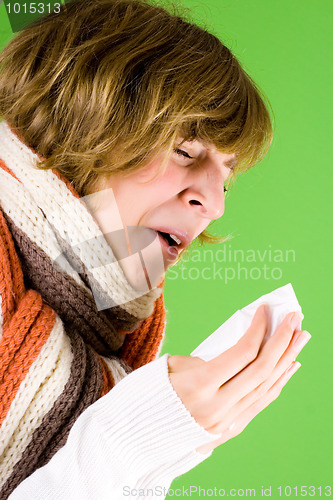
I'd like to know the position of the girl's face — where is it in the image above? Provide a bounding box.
[84,139,236,291]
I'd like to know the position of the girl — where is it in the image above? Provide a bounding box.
[0,0,309,498]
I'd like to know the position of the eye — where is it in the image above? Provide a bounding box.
[224,186,228,193]
[174,147,193,159]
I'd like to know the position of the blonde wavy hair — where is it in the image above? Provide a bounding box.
[0,0,273,245]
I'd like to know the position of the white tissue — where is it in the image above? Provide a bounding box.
[190,283,304,362]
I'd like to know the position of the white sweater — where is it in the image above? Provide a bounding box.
[8,353,220,500]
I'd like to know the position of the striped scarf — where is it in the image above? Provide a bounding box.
[0,120,166,498]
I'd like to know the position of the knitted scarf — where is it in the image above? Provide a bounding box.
[0,120,166,498]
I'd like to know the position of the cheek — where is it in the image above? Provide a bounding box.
[138,162,184,201]
[146,176,177,202]
[111,161,185,219]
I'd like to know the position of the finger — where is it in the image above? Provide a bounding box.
[256,311,304,365]
[227,331,310,416]
[210,360,302,439]
[204,331,308,427]
[200,304,268,389]
[218,311,303,405]
[231,361,302,435]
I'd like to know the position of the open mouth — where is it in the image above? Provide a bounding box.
[156,231,182,247]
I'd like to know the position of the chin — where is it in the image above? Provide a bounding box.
[119,259,166,292]
[105,225,171,291]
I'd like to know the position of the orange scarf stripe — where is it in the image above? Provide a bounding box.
[0,158,20,182]
[0,289,44,364]
[98,356,116,397]
[119,292,166,370]
[0,292,56,425]
[0,208,26,329]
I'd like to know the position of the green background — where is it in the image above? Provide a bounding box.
[0,0,332,498]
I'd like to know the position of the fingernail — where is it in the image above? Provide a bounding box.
[290,312,303,330]
[293,331,311,352]
[286,361,301,378]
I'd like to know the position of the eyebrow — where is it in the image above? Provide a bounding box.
[178,139,237,170]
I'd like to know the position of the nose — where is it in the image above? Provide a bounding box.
[180,163,226,220]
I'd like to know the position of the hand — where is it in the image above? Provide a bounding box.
[167,304,311,454]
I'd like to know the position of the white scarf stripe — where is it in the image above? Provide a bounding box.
[0,318,73,484]
[0,168,85,286]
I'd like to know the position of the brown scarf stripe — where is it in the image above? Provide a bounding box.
[40,338,104,465]
[2,211,130,355]
[48,219,145,332]
[0,329,105,499]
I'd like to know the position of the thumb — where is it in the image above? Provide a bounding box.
[167,354,205,374]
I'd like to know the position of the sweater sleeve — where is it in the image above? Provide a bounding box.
[8,353,220,500]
